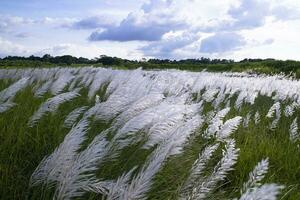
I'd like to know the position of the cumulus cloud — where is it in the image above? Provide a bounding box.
[38,44,73,55]
[227,0,270,30]
[200,32,246,53]
[194,0,299,54]
[0,15,77,33]
[0,37,28,57]
[14,32,30,38]
[88,0,187,41]
[67,16,117,30]
[40,17,76,27]
[1,0,299,59]
[140,31,199,58]
[0,15,33,32]
[271,5,300,21]
[87,0,294,55]
[199,0,300,33]
[36,43,105,58]
[262,38,274,45]
[198,0,269,32]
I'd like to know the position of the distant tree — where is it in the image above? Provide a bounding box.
[96,55,123,65]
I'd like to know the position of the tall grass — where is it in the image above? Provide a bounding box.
[0,67,299,200]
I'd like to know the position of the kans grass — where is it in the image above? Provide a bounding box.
[0,67,299,200]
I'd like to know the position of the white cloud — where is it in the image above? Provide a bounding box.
[200,32,246,53]
[69,16,118,29]
[86,0,300,57]
[140,31,200,58]
[0,15,77,34]
[0,37,29,57]
[0,15,34,32]
[36,43,102,58]
[88,0,188,41]
[14,32,31,38]
[1,0,300,60]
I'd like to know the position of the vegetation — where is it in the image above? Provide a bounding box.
[0,67,299,199]
[1,55,300,77]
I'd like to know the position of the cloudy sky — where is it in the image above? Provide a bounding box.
[1,0,300,60]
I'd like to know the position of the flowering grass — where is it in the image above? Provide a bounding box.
[0,68,299,200]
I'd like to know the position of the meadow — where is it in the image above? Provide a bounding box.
[0,67,300,200]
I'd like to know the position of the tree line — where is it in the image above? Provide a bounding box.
[1,54,300,77]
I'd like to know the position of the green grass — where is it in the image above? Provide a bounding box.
[0,81,300,200]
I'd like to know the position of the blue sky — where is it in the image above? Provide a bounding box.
[1,0,300,60]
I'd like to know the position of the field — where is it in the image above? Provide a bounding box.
[0,67,300,200]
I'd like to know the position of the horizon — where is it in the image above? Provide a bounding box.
[2,54,299,63]
[1,0,300,61]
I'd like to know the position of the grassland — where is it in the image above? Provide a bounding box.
[0,67,299,200]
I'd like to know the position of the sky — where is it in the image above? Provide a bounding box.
[0,0,300,61]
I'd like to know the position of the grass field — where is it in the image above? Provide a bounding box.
[0,67,300,200]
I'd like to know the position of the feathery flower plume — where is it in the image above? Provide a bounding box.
[30,119,89,186]
[88,69,112,100]
[54,133,111,200]
[241,158,269,194]
[106,167,137,200]
[238,158,283,200]
[50,71,74,95]
[267,102,281,131]
[202,88,219,102]
[284,102,299,117]
[115,142,173,200]
[64,106,88,128]
[239,184,284,200]
[243,113,251,128]
[216,116,242,140]
[34,80,53,97]
[0,101,16,113]
[0,77,29,102]
[213,89,226,109]
[269,118,280,131]
[204,107,231,138]
[254,111,261,124]
[28,91,80,126]
[235,91,247,111]
[289,117,299,142]
[185,139,239,200]
[167,115,204,155]
[112,94,165,129]
[266,102,280,118]
[181,143,220,196]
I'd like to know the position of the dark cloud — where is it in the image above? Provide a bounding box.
[200,32,246,53]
